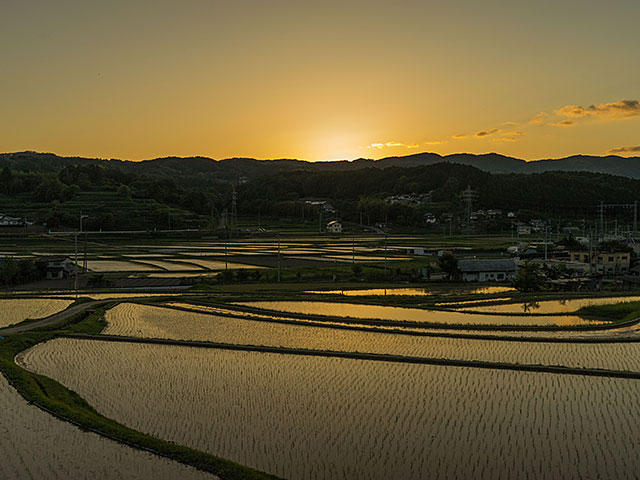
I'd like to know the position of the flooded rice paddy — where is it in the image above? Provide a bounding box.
[0,375,212,480]
[105,303,640,371]
[20,339,640,480]
[167,302,620,339]
[306,286,516,296]
[467,296,640,314]
[0,299,73,328]
[85,260,159,272]
[173,259,265,270]
[236,301,600,326]
[131,259,207,271]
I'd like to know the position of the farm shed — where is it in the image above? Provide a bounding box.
[458,259,517,282]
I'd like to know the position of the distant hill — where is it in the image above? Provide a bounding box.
[2,150,640,182]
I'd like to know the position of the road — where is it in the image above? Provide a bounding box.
[0,300,108,336]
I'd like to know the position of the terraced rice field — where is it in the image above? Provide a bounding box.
[86,260,159,272]
[167,302,611,339]
[178,259,265,270]
[133,260,206,271]
[306,287,516,296]
[323,255,411,262]
[0,299,73,328]
[146,272,216,278]
[236,301,600,326]
[468,296,640,314]
[20,339,640,480]
[105,303,640,371]
[0,375,212,480]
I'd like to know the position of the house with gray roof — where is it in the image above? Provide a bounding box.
[458,259,517,282]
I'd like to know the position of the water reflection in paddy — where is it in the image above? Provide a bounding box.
[306,286,515,296]
[237,301,600,326]
[468,296,640,314]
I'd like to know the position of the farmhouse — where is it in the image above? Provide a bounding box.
[567,250,631,275]
[458,259,517,282]
[0,214,23,226]
[35,256,76,280]
[326,220,342,234]
[516,224,532,236]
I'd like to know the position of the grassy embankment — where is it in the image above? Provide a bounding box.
[0,308,280,480]
[578,301,640,323]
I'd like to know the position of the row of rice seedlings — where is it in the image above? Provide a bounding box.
[178,259,265,270]
[307,288,515,297]
[20,339,640,480]
[105,303,640,372]
[146,272,217,278]
[0,375,211,480]
[85,260,160,272]
[132,259,208,271]
[236,301,598,326]
[167,302,590,338]
[466,296,640,315]
[0,299,73,328]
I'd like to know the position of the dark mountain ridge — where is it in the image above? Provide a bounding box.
[2,150,640,182]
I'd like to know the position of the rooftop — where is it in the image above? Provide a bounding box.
[458,259,517,273]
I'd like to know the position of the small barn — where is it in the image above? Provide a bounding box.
[458,259,517,282]
[36,256,76,280]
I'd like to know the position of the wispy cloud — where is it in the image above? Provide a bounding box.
[452,133,467,139]
[529,112,548,124]
[502,121,518,126]
[607,145,640,155]
[549,119,576,127]
[555,99,640,119]
[495,131,526,142]
[475,128,500,137]
[366,141,419,149]
[424,140,446,145]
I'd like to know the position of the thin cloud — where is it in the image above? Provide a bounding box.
[366,141,419,149]
[549,119,576,127]
[529,112,548,124]
[555,99,640,119]
[607,145,640,155]
[452,133,467,139]
[502,121,518,126]
[424,140,446,146]
[494,131,526,143]
[475,128,500,137]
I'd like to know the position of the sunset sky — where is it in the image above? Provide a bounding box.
[1,0,639,161]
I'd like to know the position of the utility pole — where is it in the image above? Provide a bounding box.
[599,201,604,240]
[589,229,593,275]
[352,235,355,265]
[231,185,238,228]
[74,232,78,298]
[544,225,548,261]
[384,233,388,275]
[225,242,228,271]
[277,234,281,282]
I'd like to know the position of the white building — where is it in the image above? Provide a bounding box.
[517,224,532,236]
[0,214,23,226]
[326,220,342,233]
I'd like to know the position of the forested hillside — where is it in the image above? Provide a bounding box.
[1,155,639,231]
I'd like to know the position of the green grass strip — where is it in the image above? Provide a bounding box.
[0,307,281,480]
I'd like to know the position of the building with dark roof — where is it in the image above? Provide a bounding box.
[458,259,517,282]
